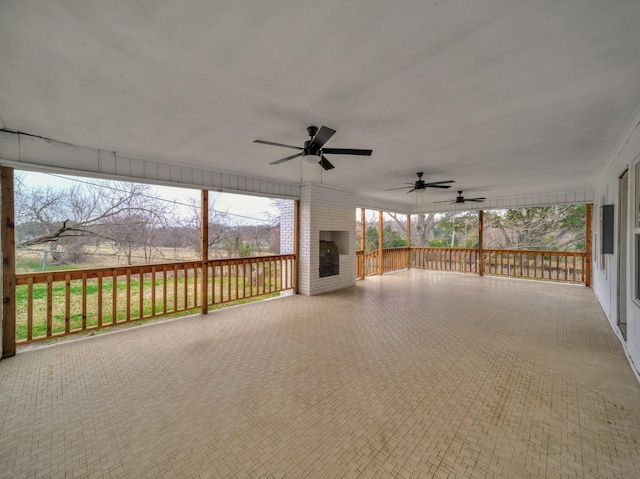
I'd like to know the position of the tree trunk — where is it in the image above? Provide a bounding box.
[48,239,61,263]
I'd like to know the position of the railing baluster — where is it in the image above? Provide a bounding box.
[139,271,144,320]
[518,253,523,278]
[193,265,198,309]
[183,265,188,310]
[127,269,132,320]
[97,272,103,327]
[112,271,117,325]
[47,275,53,338]
[27,277,33,341]
[162,268,167,314]
[221,262,225,301]
[173,265,178,312]
[65,274,71,334]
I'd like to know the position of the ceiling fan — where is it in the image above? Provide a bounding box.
[385,172,455,193]
[435,191,486,204]
[254,125,372,170]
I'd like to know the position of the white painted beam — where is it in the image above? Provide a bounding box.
[0,131,300,200]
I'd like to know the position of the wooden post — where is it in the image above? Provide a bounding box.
[378,211,384,275]
[360,208,365,252]
[406,214,411,269]
[200,190,209,314]
[478,210,484,277]
[1,166,16,358]
[585,203,592,287]
[294,200,300,293]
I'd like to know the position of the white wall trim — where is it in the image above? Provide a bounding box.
[1,130,597,211]
[353,189,594,215]
[0,130,301,200]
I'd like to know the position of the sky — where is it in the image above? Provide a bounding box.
[16,171,280,225]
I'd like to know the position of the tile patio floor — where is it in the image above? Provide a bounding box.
[1,270,639,478]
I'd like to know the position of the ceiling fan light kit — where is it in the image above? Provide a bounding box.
[254,125,372,171]
[385,172,455,193]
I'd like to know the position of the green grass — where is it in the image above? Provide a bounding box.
[16,257,82,274]
[16,273,286,342]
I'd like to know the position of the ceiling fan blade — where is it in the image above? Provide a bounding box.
[385,186,412,191]
[269,152,303,165]
[254,139,302,150]
[322,148,372,156]
[309,126,336,149]
[406,188,416,193]
[424,180,455,186]
[467,198,486,202]
[319,155,335,170]
[425,184,452,189]
[433,199,453,203]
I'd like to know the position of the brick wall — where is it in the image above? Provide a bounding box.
[279,200,295,255]
[299,183,356,296]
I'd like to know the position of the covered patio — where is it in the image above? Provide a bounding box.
[1,270,639,478]
[2,2,640,477]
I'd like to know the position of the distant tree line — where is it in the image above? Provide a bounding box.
[358,205,586,253]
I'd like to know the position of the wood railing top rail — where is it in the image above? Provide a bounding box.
[16,254,297,285]
[411,247,478,252]
[483,249,585,255]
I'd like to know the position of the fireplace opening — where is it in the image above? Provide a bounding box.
[319,240,340,277]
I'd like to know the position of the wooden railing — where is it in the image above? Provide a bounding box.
[356,247,412,278]
[15,254,296,344]
[483,249,586,283]
[361,246,586,285]
[363,250,379,276]
[356,250,365,279]
[382,247,411,273]
[411,247,478,273]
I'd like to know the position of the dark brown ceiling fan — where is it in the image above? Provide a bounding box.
[254,125,372,170]
[385,172,455,193]
[434,190,486,204]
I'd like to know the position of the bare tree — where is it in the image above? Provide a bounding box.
[484,206,585,251]
[386,212,437,246]
[96,182,176,264]
[17,180,122,262]
[16,177,176,264]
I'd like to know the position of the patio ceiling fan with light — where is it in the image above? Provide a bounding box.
[434,191,486,204]
[254,125,372,170]
[385,172,455,193]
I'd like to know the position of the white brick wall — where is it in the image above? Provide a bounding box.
[279,201,295,254]
[299,183,356,296]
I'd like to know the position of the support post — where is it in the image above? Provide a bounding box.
[378,211,384,275]
[200,190,209,314]
[1,166,16,358]
[585,203,592,287]
[294,200,300,293]
[478,210,484,277]
[406,214,411,269]
[360,208,365,252]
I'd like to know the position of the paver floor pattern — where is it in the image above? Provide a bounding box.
[1,270,639,478]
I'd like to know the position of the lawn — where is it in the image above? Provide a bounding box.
[16,263,285,342]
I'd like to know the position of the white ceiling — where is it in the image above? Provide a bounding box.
[1,0,640,206]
